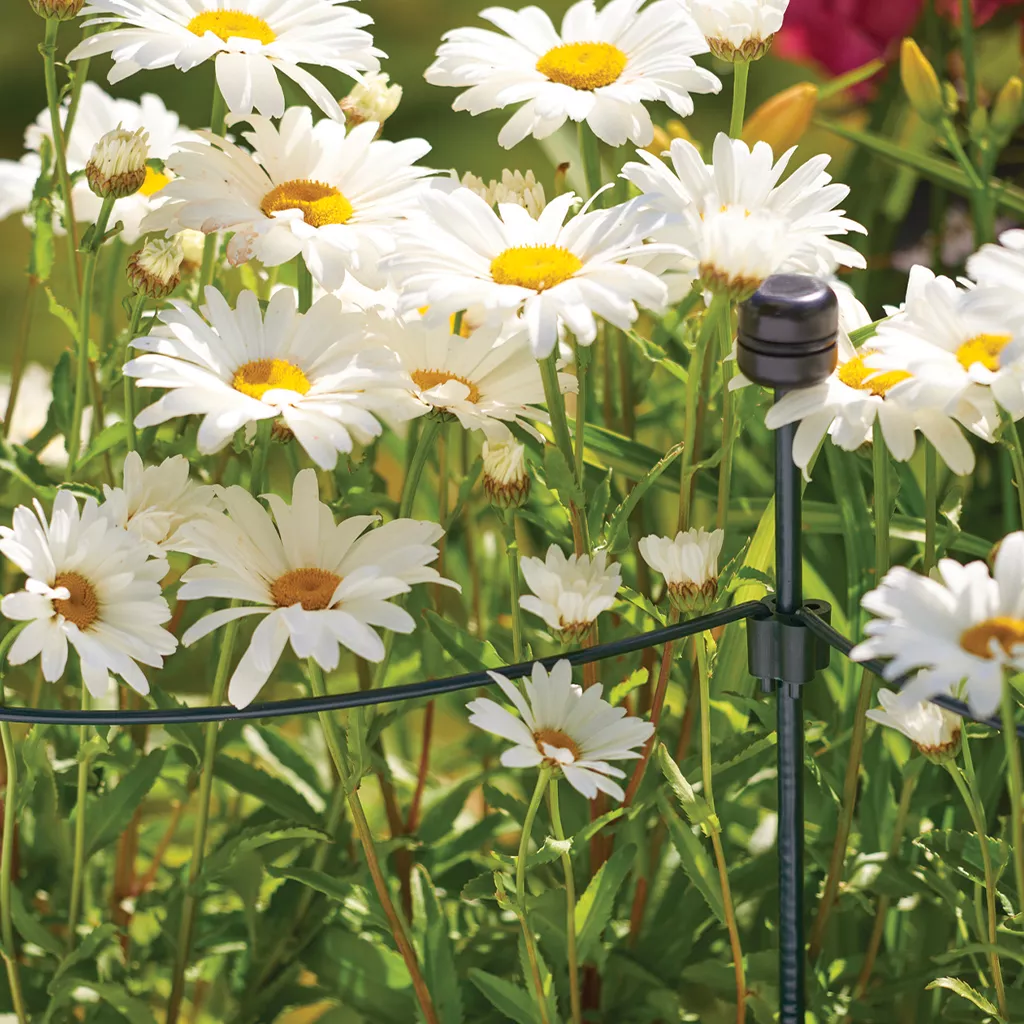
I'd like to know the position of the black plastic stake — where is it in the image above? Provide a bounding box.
[738,275,840,1024]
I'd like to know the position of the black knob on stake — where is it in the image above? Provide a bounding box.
[737,274,839,390]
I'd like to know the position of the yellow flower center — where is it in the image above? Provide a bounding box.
[490,245,583,292]
[955,332,1011,372]
[260,180,354,228]
[52,571,99,631]
[960,616,1024,659]
[837,351,911,397]
[140,165,171,197]
[232,359,311,401]
[411,369,481,403]
[270,568,342,611]
[533,727,581,761]
[536,41,628,90]
[187,9,276,45]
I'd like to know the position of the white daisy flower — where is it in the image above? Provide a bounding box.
[367,316,555,440]
[967,229,1024,307]
[0,82,196,243]
[386,188,670,359]
[621,134,866,301]
[865,265,1005,429]
[426,0,720,149]
[178,468,458,708]
[639,526,723,612]
[124,286,412,470]
[851,531,1024,718]
[866,688,962,762]
[143,107,432,291]
[460,169,547,219]
[762,285,977,478]
[0,490,176,698]
[101,452,220,554]
[467,659,654,800]
[685,0,789,61]
[68,0,381,122]
[519,546,621,641]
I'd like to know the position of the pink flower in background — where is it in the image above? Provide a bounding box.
[776,0,924,77]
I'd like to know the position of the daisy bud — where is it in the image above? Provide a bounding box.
[482,440,530,509]
[867,689,962,765]
[992,76,1023,145]
[86,126,149,199]
[900,39,944,125]
[29,0,83,19]
[126,237,184,299]
[341,72,402,129]
[174,229,206,274]
[690,0,787,62]
[460,169,546,219]
[639,528,724,615]
[742,83,818,153]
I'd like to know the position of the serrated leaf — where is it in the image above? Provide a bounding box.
[266,864,354,903]
[412,866,465,1024]
[528,835,572,870]
[575,842,635,963]
[10,885,63,957]
[588,469,612,540]
[658,793,725,925]
[423,609,504,673]
[84,749,166,859]
[602,441,685,552]
[542,445,584,510]
[617,585,665,627]
[926,976,1000,1016]
[468,968,539,1024]
[76,422,129,470]
[914,829,1009,888]
[213,754,320,826]
[609,667,648,707]
[460,872,501,903]
[657,744,718,834]
[49,923,120,994]
[58,481,103,503]
[68,981,156,1024]
[198,822,330,890]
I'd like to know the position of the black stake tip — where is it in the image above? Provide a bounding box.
[737,275,839,390]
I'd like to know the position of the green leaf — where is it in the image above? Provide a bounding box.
[266,864,353,903]
[50,350,73,438]
[84,749,167,859]
[44,285,78,341]
[542,445,584,510]
[70,981,157,1024]
[213,754,320,826]
[609,667,648,707]
[467,969,539,1024]
[198,822,330,890]
[147,690,203,765]
[575,842,635,963]
[423,608,504,673]
[658,793,725,925]
[10,885,63,957]
[657,744,718,835]
[76,422,129,470]
[926,976,1000,1017]
[449,456,483,524]
[602,441,685,553]
[588,469,612,540]
[412,866,465,1024]
[528,835,572,869]
[49,923,120,994]
[914,829,1009,888]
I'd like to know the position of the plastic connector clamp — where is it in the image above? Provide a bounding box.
[748,597,833,696]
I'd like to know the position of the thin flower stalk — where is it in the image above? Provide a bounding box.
[195,87,228,301]
[716,302,736,533]
[1000,685,1024,907]
[1,276,39,440]
[549,777,582,1024]
[730,61,750,138]
[517,766,553,1024]
[924,444,937,572]
[503,513,525,662]
[124,294,146,453]
[66,688,92,950]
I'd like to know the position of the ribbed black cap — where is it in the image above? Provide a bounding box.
[737,275,839,390]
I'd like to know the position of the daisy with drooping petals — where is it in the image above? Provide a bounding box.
[685,0,789,61]
[124,286,412,469]
[467,659,654,800]
[426,0,720,148]
[0,82,196,242]
[68,0,381,122]
[386,189,670,359]
[640,526,723,613]
[761,284,978,478]
[177,469,458,708]
[519,546,622,641]
[0,491,176,698]
[143,107,432,291]
[101,452,220,554]
[622,134,866,301]
[851,532,1024,718]
[867,689,962,762]
[367,317,559,440]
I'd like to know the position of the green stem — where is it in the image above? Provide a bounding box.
[503,512,524,663]
[196,86,228,303]
[517,767,553,1024]
[400,418,441,519]
[1,276,39,439]
[548,778,581,1024]
[578,123,602,201]
[541,352,589,550]
[694,633,715,815]
[42,17,80,305]
[296,259,313,314]
[959,0,978,129]
[574,344,590,489]
[1000,684,1024,911]
[924,443,937,572]
[730,61,750,138]
[124,294,147,453]
[250,418,274,496]
[1000,411,1024,529]
[307,660,439,1024]
[948,757,1006,1018]
[67,194,115,480]
[66,687,91,949]
[872,420,890,577]
[715,302,736,533]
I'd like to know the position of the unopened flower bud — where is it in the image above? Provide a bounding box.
[461,169,546,219]
[30,0,83,17]
[340,72,402,130]
[639,528,724,615]
[992,76,1023,145]
[644,125,672,157]
[901,38,944,125]
[483,440,530,509]
[127,237,184,299]
[86,126,149,199]
[742,83,818,152]
[175,229,206,273]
